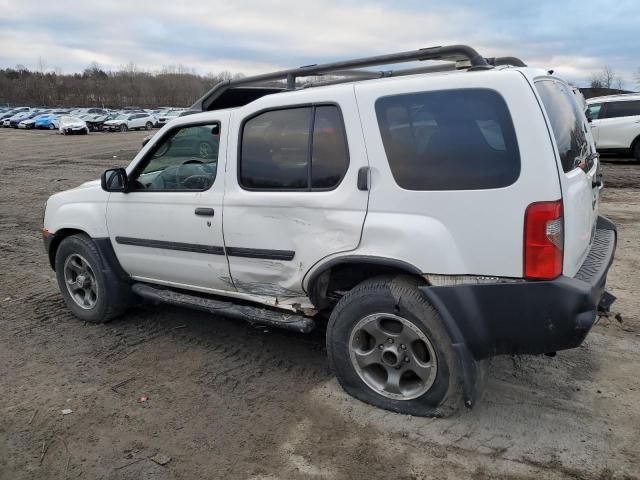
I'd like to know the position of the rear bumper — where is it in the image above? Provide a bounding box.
[420,216,617,360]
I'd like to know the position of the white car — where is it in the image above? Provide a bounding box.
[586,93,640,160]
[43,44,616,416]
[156,110,183,127]
[104,113,155,132]
[58,116,89,135]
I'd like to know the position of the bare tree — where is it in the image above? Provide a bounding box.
[590,65,624,89]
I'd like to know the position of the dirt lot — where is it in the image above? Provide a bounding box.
[0,129,638,480]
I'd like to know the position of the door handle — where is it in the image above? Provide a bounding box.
[195,207,215,217]
[357,166,370,191]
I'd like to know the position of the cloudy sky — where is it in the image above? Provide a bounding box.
[0,0,638,89]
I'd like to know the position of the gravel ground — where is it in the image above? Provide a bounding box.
[0,129,638,480]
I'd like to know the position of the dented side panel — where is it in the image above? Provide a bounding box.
[223,86,369,300]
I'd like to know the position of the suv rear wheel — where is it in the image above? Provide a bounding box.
[633,139,640,161]
[55,234,129,323]
[119,124,128,132]
[326,275,464,417]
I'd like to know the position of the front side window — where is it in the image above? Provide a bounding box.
[375,88,520,190]
[601,100,640,119]
[240,105,349,190]
[536,80,589,173]
[586,103,602,120]
[130,123,220,191]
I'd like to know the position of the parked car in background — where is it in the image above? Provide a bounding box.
[58,116,89,135]
[156,110,182,127]
[9,110,39,128]
[103,113,155,132]
[18,112,51,129]
[80,112,116,132]
[35,113,64,130]
[587,93,640,160]
[0,110,20,123]
[86,108,108,116]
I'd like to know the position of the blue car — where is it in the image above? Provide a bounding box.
[35,114,59,130]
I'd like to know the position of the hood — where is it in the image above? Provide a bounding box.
[78,179,101,189]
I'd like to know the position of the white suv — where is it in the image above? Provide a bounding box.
[586,93,640,160]
[104,113,155,132]
[43,45,616,416]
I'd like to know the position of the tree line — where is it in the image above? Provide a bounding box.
[1,62,637,109]
[0,63,243,108]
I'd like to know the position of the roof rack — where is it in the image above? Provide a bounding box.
[191,45,526,111]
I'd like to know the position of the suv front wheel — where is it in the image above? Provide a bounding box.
[326,275,465,417]
[55,234,129,323]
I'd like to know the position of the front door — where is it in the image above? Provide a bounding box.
[106,115,233,292]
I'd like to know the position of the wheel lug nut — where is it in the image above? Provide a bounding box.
[404,356,409,363]
[378,344,384,350]
[395,365,401,369]
[387,338,394,344]
[400,344,406,350]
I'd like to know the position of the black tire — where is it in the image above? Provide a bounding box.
[119,124,128,132]
[326,275,465,417]
[55,234,130,323]
[145,122,152,130]
[633,140,640,161]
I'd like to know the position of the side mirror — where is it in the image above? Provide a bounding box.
[585,110,593,123]
[101,168,129,192]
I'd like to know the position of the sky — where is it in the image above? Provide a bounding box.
[0,0,638,89]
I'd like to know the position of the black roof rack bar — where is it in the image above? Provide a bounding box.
[192,44,490,110]
[486,56,527,67]
[301,63,460,89]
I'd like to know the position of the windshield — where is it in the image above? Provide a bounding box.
[115,114,128,120]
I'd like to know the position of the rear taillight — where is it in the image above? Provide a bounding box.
[524,200,563,280]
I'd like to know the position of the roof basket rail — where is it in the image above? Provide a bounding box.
[193,44,490,110]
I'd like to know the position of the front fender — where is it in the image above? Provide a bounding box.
[44,184,109,238]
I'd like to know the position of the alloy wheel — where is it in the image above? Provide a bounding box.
[349,313,438,400]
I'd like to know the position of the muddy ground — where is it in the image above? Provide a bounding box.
[0,129,638,480]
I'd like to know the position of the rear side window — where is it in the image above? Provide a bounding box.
[601,100,640,119]
[536,80,589,173]
[240,105,349,190]
[375,89,520,190]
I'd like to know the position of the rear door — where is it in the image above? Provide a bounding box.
[535,78,598,276]
[222,87,369,304]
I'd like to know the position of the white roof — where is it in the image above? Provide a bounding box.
[587,93,640,103]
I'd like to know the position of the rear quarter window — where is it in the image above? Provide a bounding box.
[535,80,589,173]
[375,88,520,190]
